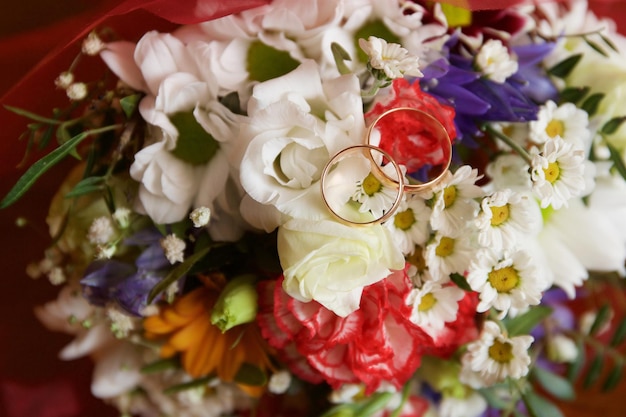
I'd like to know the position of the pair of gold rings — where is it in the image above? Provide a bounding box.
[320,107,452,226]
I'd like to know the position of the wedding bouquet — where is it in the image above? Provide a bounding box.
[3,0,626,416]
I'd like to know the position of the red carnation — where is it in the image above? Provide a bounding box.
[365,79,457,174]
[257,268,433,395]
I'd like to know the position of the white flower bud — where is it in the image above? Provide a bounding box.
[189,206,211,228]
[82,32,105,56]
[268,370,292,394]
[161,234,186,264]
[66,82,88,101]
[55,71,74,89]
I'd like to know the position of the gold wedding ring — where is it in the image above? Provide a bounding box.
[320,107,453,225]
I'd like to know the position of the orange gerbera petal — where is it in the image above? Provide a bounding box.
[142,278,273,388]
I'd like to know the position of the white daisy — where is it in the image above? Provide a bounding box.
[474,39,518,84]
[430,165,484,235]
[460,320,533,388]
[425,230,477,282]
[385,196,432,255]
[475,189,542,251]
[406,280,465,338]
[529,100,591,149]
[466,248,544,318]
[531,138,586,209]
[352,164,402,220]
[358,36,423,79]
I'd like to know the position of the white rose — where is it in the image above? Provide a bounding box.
[239,60,364,229]
[130,141,204,224]
[277,218,405,317]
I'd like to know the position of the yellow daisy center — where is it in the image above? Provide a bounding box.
[488,266,519,292]
[362,172,382,196]
[394,208,415,230]
[418,293,437,312]
[543,161,560,184]
[435,237,455,257]
[443,186,457,208]
[545,119,564,138]
[490,204,510,227]
[488,339,514,363]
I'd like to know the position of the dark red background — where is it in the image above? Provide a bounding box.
[0,1,625,416]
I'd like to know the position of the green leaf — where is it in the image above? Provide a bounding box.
[600,34,619,53]
[504,306,553,337]
[531,366,575,400]
[522,390,565,417]
[331,42,352,75]
[602,364,623,392]
[581,93,604,116]
[450,272,473,292]
[64,176,106,198]
[583,355,604,389]
[141,357,180,374]
[610,317,626,347]
[246,41,300,82]
[607,142,626,182]
[547,54,582,78]
[4,105,63,125]
[567,339,586,382]
[147,246,211,303]
[0,132,89,209]
[355,392,394,417]
[169,112,220,165]
[120,94,141,118]
[559,86,589,104]
[584,37,609,57]
[163,375,214,395]
[588,304,611,336]
[234,363,267,386]
[478,386,510,410]
[601,116,626,135]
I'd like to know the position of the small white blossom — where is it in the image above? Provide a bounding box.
[48,267,67,286]
[385,196,432,255]
[329,384,363,404]
[531,138,586,209]
[460,321,533,388]
[55,71,74,89]
[107,306,135,338]
[466,248,544,318]
[160,234,186,264]
[112,208,132,229]
[529,100,590,148]
[475,189,541,251]
[66,82,88,100]
[88,216,116,245]
[358,36,423,79]
[82,31,105,55]
[189,206,212,228]
[268,370,292,394]
[95,244,116,260]
[475,39,518,84]
[430,166,484,234]
[406,280,465,338]
[547,334,578,363]
[439,391,487,417]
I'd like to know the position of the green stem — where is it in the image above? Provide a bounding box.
[482,124,533,166]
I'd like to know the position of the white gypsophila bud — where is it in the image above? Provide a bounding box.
[329,384,363,404]
[66,82,88,101]
[189,206,211,228]
[268,370,292,394]
[107,306,135,338]
[547,334,578,363]
[88,216,115,245]
[48,267,67,285]
[25,262,43,279]
[161,234,186,264]
[95,244,116,260]
[82,31,105,56]
[112,207,132,229]
[140,304,160,317]
[55,71,74,89]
